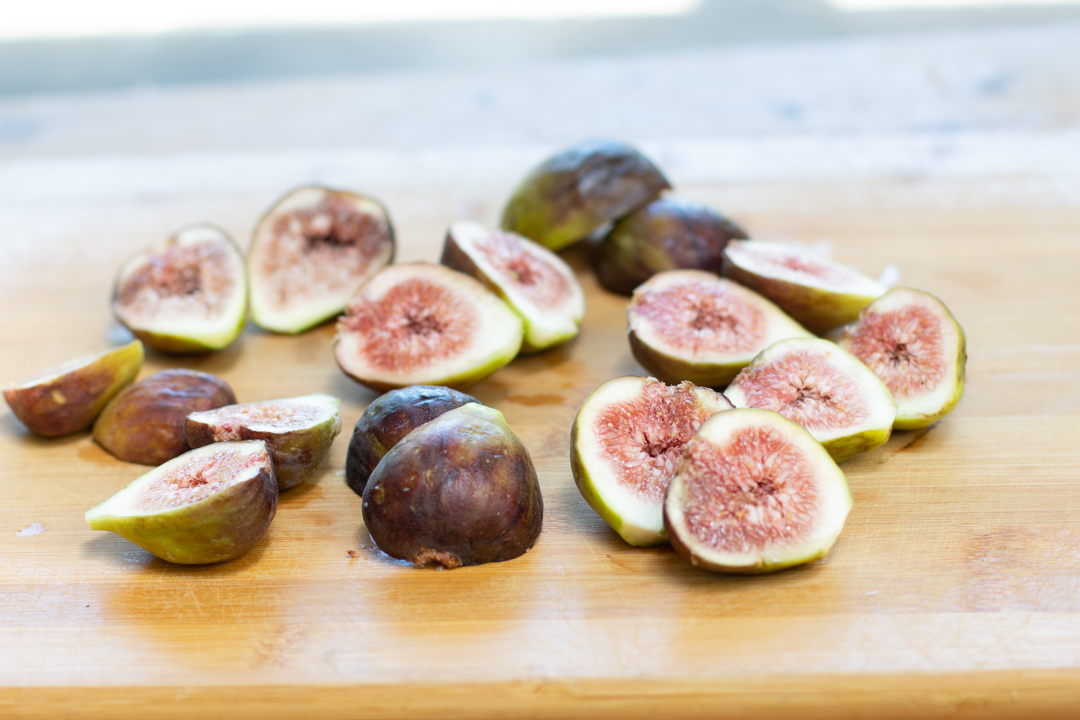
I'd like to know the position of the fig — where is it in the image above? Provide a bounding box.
[362,403,543,568]
[248,186,395,334]
[186,394,342,491]
[724,338,897,462]
[93,369,237,465]
[663,409,852,574]
[722,240,886,335]
[838,287,966,430]
[334,263,523,392]
[112,225,247,353]
[570,376,733,547]
[3,340,143,437]
[595,198,749,296]
[501,140,671,251]
[441,221,585,353]
[345,385,479,497]
[85,440,277,565]
[627,270,814,388]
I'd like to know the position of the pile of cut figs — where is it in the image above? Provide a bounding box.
[4,139,965,577]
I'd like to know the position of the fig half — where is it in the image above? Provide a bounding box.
[628,270,814,388]
[186,394,342,491]
[345,385,479,497]
[85,441,278,565]
[839,287,966,430]
[441,221,585,353]
[724,338,897,462]
[112,225,247,353]
[664,409,852,574]
[570,376,733,547]
[595,198,749,296]
[248,186,395,334]
[334,263,523,392]
[362,403,543,568]
[501,140,670,251]
[722,240,886,334]
[4,340,143,437]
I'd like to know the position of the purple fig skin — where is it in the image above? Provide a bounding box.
[595,198,749,296]
[345,386,479,497]
[362,403,543,568]
[93,369,236,465]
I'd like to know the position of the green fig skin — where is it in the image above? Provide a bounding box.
[628,332,747,389]
[501,140,670,251]
[94,369,237,465]
[185,395,342,491]
[362,404,543,568]
[595,198,749,296]
[820,427,894,463]
[3,341,143,437]
[345,386,479,497]
[85,442,278,565]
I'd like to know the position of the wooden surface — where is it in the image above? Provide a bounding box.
[2,153,1080,719]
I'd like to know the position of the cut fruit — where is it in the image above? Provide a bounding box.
[345,385,479,497]
[595,198,748,296]
[722,240,887,335]
[186,394,342,491]
[248,186,395,334]
[628,270,814,388]
[664,408,852,574]
[501,140,671,251]
[93,369,237,466]
[838,287,966,430]
[3,340,143,437]
[85,441,278,565]
[441,221,585,353]
[334,263,524,392]
[363,403,543,568]
[725,338,897,462]
[570,376,733,546]
[112,225,247,353]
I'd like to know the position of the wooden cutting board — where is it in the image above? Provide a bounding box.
[2,155,1080,719]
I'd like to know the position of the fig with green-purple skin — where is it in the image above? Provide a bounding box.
[595,198,748,296]
[85,440,278,565]
[664,409,852,574]
[722,240,887,335]
[3,340,143,437]
[725,338,897,462]
[186,394,342,491]
[501,140,670,251]
[93,369,237,465]
[363,403,543,568]
[838,287,966,430]
[345,385,479,497]
[112,225,247,353]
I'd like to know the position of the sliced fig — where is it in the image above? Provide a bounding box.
[501,140,671,251]
[248,186,395,334]
[186,394,342,491]
[725,338,897,462]
[595,198,749,296]
[571,376,733,547]
[85,441,277,565]
[722,240,886,334]
[345,385,479,497]
[93,369,237,465]
[112,225,247,353]
[628,270,813,388]
[838,287,966,430]
[3,340,143,437]
[441,221,585,353]
[334,263,523,392]
[362,403,543,568]
[664,409,852,574]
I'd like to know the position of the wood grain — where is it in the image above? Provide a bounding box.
[2,168,1079,718]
